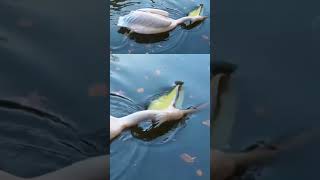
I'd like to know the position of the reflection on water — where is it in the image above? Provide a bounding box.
[118,27,170,44]
[110,54,210,180]
[110,0,210,53]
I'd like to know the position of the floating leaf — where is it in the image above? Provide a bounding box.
[202,120,210,127]
[180,153,196,163]
[137,88,144,93]
[196,169,203,176]
[88,83,106,97]
[202,35,209,40]
[155,69,161,76]
[114,90,125,96]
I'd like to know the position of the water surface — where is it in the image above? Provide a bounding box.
[110,54,210,180]
[213,1,320,179]
[0,0,107,177]
[110,0,210,54]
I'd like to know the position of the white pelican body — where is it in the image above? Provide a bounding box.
[110,108,196,140]
[110,83,199,140]
[117,8,207,34]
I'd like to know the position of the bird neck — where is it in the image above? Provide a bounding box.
[176,16,194,25]
[120,110,159,128]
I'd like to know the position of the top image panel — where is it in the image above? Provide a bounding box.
[110,0,210,54]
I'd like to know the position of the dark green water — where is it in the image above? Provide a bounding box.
[110,0,210,54]
[110,54,210,180]
[213,0,320,179]
[0,0,107,177]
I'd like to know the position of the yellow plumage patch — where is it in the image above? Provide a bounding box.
[148,85,184,110]
[148,85,179,110]
[188,4,204,17]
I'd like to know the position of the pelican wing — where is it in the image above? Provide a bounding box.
[137,8,170,17]
[118,11,172,29]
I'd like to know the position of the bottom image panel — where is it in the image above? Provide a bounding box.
[110,54,210,180]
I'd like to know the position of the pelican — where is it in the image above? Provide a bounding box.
[117,8,207,34]
[110,82,201,140]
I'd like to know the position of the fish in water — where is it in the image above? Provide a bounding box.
[117,8,207,35]
[110,81,204,141]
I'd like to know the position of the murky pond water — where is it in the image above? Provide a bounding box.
[213,0,320,179]
[110,0,210,54]
[110,54,210,180]
[0,0,107,178]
